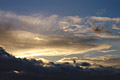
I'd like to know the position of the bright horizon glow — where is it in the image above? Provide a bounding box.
[16,53,49,58]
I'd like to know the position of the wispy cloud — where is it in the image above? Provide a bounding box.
[112,24,120,30]
[57,55,119,67]
[91,16,120,22]
[98,50,118,53]
[0,10,120,57]
[87,20,112,34]
[90,33,120,38]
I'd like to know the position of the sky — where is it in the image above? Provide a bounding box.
[0,0,120,17]
[0,0,120,62]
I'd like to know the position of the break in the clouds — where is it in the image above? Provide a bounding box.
[0,10,120,57]
[57,54,120,67]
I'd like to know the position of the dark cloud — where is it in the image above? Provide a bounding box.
[0,47,120,80]
[87,20,112,34]
[80,62,91,66]
[59,56,120,67]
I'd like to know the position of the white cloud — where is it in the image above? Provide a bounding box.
[15,43,111,57]
[99,50,118,53]
[112,24,120,30]
[0,10,87,37]
[0,10,120,57]
[91,16,120,22]
[91,33,120,38]
[63,24,90,33]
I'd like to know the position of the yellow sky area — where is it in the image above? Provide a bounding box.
[0,30,112,58]
[13,43,111,59]
[16,53,49,58]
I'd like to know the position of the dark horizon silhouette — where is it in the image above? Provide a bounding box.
[0,47,120,80]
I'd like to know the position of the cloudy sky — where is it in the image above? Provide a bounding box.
[0,0,120,62]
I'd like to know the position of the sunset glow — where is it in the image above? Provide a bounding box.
[0,0,120,80]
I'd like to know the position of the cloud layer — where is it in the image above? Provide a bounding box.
[0,10,120,57]
[1,48,120,80]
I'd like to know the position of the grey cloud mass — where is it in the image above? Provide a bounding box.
[58,55,120,67]
[1,48,120,80]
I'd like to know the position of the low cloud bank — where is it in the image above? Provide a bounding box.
[0,47,120,80]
